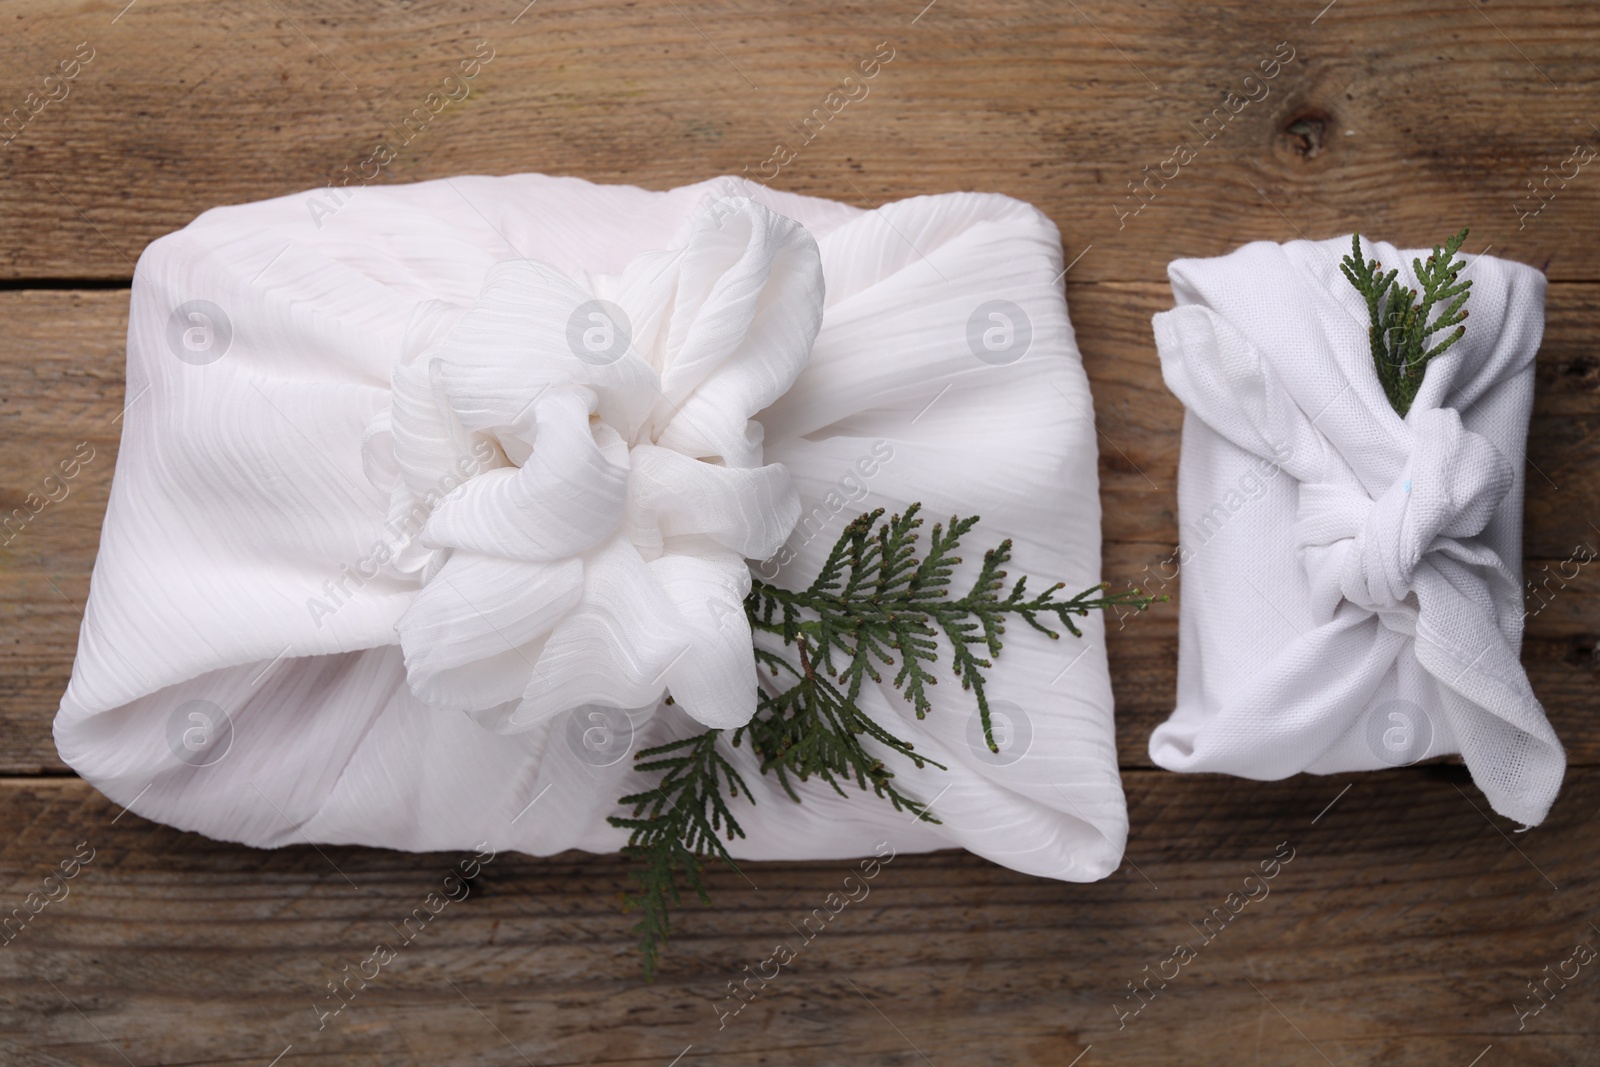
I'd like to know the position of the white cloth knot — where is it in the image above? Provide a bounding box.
[361,196,824,731]
[1297,406,1514,623]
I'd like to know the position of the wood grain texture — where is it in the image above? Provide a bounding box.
[2,0,1599,1062]
[1,0,1599,282]
[1,771,1596,1066]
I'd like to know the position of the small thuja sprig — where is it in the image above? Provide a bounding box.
[742,637,939,817]
[1339,227,1473,417]
[608,503,1162,978]
[609,728,750,981]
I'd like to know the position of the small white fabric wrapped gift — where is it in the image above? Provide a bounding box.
[57,174,1127,880]
[1148,236,1563,826]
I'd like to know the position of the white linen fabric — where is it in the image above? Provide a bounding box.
[56,174,1125,881]
[1148,235,1563,826]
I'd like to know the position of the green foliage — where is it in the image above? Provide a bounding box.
[610,728,750,981]
[1340,228,1473,417]
[741,640,941,817]
[744,505,1157,754]
[608,504,1163,978]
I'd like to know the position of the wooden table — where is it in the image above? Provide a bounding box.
[2,1,1597,1063]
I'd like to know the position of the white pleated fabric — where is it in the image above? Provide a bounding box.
[1148,236,1563,826]
[56,174,1123,880]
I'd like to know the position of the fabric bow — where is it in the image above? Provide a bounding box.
[361,197,824,731]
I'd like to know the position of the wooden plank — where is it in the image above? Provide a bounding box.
[0,770,1594,1065]
[3,285,1598,772]
[1,0,1599,282]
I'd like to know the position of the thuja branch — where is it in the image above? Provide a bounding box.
[745,505,1162,753]
[608,503,1163,977]
[740,641,941,815]
[1340,227,1472,417]
[610,729,750,981]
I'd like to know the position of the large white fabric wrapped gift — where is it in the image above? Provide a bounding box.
[56,174,1128,881]
[1148,236,1563,826]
